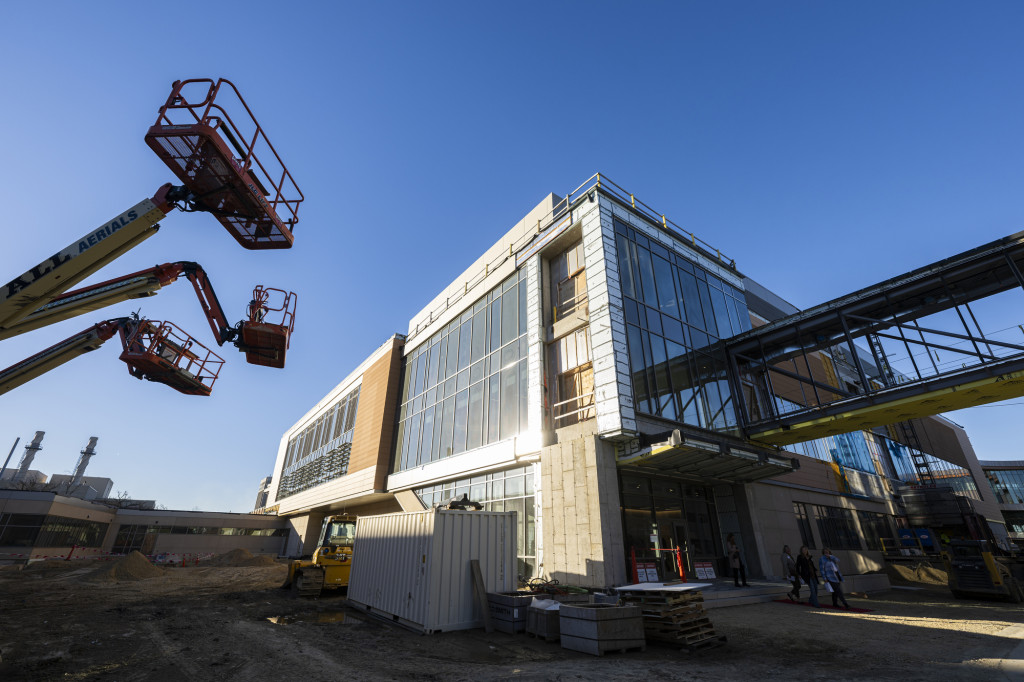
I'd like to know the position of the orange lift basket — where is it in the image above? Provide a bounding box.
[145,78,304,250]
[238,286,296,369]
[118,319,225,396]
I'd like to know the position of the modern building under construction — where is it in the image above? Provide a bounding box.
[263,174,1020,588]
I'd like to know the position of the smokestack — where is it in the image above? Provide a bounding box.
[68,437,99,490]
[13,431,44,483]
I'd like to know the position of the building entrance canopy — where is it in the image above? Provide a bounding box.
[616,429,798,483]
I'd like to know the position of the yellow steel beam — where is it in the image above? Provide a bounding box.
[750,369,1024,446]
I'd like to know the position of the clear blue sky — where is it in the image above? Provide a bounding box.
[1,2,1022,512]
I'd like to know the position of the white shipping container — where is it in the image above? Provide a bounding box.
[347,509,517,633]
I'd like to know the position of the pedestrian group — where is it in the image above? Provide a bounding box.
[781,544,851,609]
[729,537,854,610]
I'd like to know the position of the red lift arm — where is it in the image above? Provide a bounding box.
[0,261,296,369]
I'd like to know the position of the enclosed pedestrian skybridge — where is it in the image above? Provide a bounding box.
[725,230,1024,448]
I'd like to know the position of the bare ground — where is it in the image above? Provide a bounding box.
[0,556,1021,681]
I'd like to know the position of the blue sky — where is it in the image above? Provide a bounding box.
[1,2,1022,511]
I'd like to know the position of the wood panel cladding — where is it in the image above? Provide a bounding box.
[349,338,405,489]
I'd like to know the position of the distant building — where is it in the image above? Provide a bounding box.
[253,476,273,512]
[0,489,288,561]
[981,460,1024,546]
[47,475,114,500]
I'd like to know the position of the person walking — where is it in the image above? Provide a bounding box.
[782,545,800,601]
[796,545,820,607]
[727,533,749,587]
[818,548,850,609]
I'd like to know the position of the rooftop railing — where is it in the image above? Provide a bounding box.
[407,173,736,343]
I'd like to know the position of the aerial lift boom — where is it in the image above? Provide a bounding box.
[0,261,295,368]
[0,185,180,334]
[1,78,304,396]
[0,317,224,397]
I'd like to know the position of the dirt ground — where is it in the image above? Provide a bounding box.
[1,553,1021,681]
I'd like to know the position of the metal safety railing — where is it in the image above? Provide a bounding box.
[149,78,304,231]
[553,291,589,322]
[407,173,736,343]
[552,391,596,425]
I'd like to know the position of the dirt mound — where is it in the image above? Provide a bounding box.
[94,551,165,582]
[209,549,277,567]
[885,561,948,587]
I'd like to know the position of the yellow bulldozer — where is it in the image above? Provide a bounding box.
[282,514,357,598]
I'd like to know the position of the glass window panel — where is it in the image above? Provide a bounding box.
[406,412,422,468]
[488,374,501,443]
[635,246,658,308]
[501,287,518,345]
[627,324,650,414]
[616,234,636,299]
[697,279,718,337]
[677,269,702,329]
[467,382,484,451]
[414,350,427,396]
[519,360,529,435]
[431,401,444,461]
[709,287,733,339]
[725,295,745,337]
[471,310,487,363]
[452,389,469,455]
[458,320,473,370]
[439,396,455,459]
[509,497,526,551]
[445,327,460,378]
[664,317,686,346]
[428,341,441,387]
[625,298,640,325]
[652,255,680,318]
[489,298,501,352]
[500,366,519,440]
[525,496,536,555]
[419,406,435,466]
[470,480,486,503]
[689,326,709,350]
[501,341,517,370]
[456,367,469,392]
[646,307,663,336]
[506,475,525,496]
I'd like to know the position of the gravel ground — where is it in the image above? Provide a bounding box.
[0,557,1021,681]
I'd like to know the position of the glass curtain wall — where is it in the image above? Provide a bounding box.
[985,468,1024,505]
[0,514,108,548]
[779,414,982,501]
[614,218,750,434]
[395,271,530,471]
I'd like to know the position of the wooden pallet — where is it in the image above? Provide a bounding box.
[639,604,707,622]
[618,591,703,606]
[619,589,725,651]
